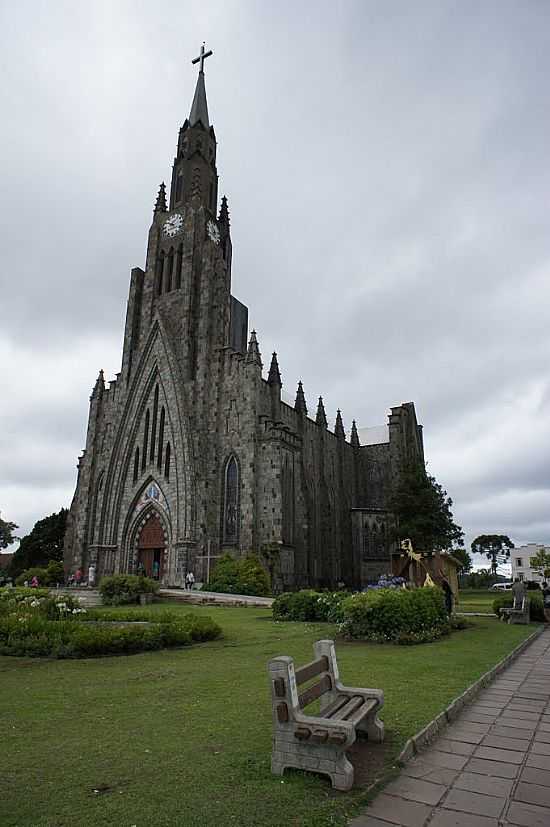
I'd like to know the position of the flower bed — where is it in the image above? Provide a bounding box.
[0,588,221,658]
[99,574,160,605]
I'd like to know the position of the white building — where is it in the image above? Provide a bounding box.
[511,543,550,584]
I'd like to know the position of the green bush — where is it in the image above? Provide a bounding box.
[15,561,65,587]
[0,609,221,658]
[272,590,349,622]
[341,587,450,645]
[492,593,544,622]
[207,553,270,597]
[99,574,159,605]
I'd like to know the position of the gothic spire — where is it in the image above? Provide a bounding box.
[91,369,105,399]
[154,182,167,213]
[350,419,360,448]
[268,352,282,387]
[246,329,262,368]
[218,195,230,229]
[316,397,328,429]
[189,43,212,128]
[335,409,345,439]
[294,381,307,416]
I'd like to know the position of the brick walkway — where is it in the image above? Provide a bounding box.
[351,628,550,827]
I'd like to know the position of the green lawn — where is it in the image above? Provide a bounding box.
[457,589,498,613]
[0,604,535,827]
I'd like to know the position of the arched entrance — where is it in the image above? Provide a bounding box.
[137,512,166,580]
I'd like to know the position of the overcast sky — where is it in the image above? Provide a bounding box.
[1,1,549,566]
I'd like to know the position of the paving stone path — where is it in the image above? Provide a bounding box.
[351,628,550,827]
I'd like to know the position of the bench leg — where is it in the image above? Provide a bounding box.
[330,751,354,791]
[357,713,385,743]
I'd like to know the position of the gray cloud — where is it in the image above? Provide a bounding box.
[1,1,549,554]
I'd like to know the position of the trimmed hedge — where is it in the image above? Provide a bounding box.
[206,554,271,597]
[341,587,450,645]
[99,574,159,605]
[272,590,348,623]
[492,593,544,623]
[0,611,221,658]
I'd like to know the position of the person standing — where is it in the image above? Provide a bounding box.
[512,577,525,611]
[186,571,195,590]
[88,564,96,588]
[75,569,83,588]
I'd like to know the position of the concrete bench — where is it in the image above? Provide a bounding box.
[500,596,529,624]
[268,639,384,791]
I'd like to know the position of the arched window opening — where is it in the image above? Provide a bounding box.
[175,172,184,203]
[164,442,171,480]
[281,453,295,545]
[142,409,150,472]
[155,253,164,296]
[175,244,183,289]
[133,447,140,483]
[223,455,239,545]
[157,407,165,471]
[209,180,215,211]
[150,385,159,462]
[164,249,173,293]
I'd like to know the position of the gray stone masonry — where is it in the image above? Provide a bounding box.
[349,627,550,826]
[64,68,425,591]
[269,639,384,791]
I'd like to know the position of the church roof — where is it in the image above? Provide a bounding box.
[189,71,210,128]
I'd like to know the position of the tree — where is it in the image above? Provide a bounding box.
[7,509,67,578]
[389,460,463,552]
[451,548,472,575]
[0,513,18,549]
[465,568,494,589]
[470,535,514,577]
[530,548,550,582]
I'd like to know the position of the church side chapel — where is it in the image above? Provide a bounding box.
[64,46,425,591]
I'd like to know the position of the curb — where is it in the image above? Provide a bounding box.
[396,625,545,764]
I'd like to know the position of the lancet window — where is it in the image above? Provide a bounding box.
[157,407,165,472]
[223,455,239,545]
[150,385,159,462]
[142,409,150,472]
[133,447,140,484]
[164,442,171,480]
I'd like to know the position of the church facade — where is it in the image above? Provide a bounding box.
[64,54,425,591]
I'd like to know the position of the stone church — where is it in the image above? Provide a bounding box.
[64,49,425,591]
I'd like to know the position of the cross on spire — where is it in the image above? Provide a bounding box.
[192,42,213,74]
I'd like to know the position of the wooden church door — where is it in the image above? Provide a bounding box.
[137,513,165,580]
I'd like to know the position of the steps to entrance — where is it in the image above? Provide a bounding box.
[159,588,273,608]
[50,588,103,608]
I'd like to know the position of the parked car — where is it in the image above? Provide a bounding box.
[490,582,513,591]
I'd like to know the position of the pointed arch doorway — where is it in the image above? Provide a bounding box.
[137,512,166,581]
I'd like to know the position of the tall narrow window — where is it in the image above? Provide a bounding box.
[157,407,165,471]
[281,452,294,545]
[133,447,140,483]
[164,249,173,293]
[164,442,171,480]
[175,244,183,289]
[175,171,184,203]
[223,456,239,545]
[150,385,159,461]
[142,409,150,472]
[156,253,164,296]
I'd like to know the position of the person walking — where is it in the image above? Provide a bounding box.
[542,581,550,623]
[185,571,195,591]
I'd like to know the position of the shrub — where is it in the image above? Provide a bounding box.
[99,575,159,605]
[341,587,450,645]
[207,553,270,597]
[272,590,349,623]
[492,593,544,622]
[0,608,221,658]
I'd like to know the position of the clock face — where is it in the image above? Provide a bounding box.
[207,219,220,245]
[162,213,184,238]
